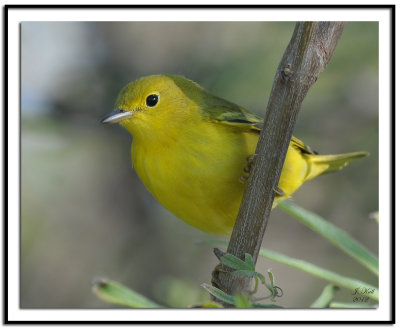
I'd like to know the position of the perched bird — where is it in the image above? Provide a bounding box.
[102,74,368,235]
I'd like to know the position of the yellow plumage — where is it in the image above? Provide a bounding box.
[102,74,368,235]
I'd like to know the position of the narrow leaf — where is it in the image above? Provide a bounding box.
[244,253,256,271]
[263,283,275,296]
[267,270,275,288]
[201,283,235,305]
[258,248,379,301]
[256,272,266,284]
[200,301,224,308]
[220,253,253,271]
[92,278,161,308]
[278,201,378,276]
[310,284,339,308]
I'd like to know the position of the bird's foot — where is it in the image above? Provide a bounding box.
[274,186,285,197]
[239,154,257,183]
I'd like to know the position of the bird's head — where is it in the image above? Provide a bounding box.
[101,74,205,140]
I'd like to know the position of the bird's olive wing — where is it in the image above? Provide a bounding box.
[202,98,263,133]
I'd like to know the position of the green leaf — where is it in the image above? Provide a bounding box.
[258,248,379,301]
[265,269,279,296]
[267,270,275,287]
[310,284,339,308]
[201,283,235,305]
[200,301,224,308]
[278,201,378,276]
[92,278,161,308]
[220,253,253,271]
[244,253,256,271]
[234,293,253,308]
[255,272,266,284]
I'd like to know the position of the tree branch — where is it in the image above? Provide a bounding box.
[212,22,345,299]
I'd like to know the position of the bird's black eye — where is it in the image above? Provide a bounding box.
[146,94,159,107]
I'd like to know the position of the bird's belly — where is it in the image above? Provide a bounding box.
[131,134,252,235]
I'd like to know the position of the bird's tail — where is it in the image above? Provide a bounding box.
[303,151,369,182]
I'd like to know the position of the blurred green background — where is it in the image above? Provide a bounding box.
[21,22,378,308]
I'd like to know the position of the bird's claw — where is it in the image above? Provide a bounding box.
[239,154,257,183]
[274,186,285,197]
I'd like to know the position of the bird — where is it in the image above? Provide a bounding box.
[101,74,368,235]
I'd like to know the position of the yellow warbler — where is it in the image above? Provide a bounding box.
[102,74,368,235]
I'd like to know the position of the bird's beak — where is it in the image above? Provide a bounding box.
[101,109,133,124]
